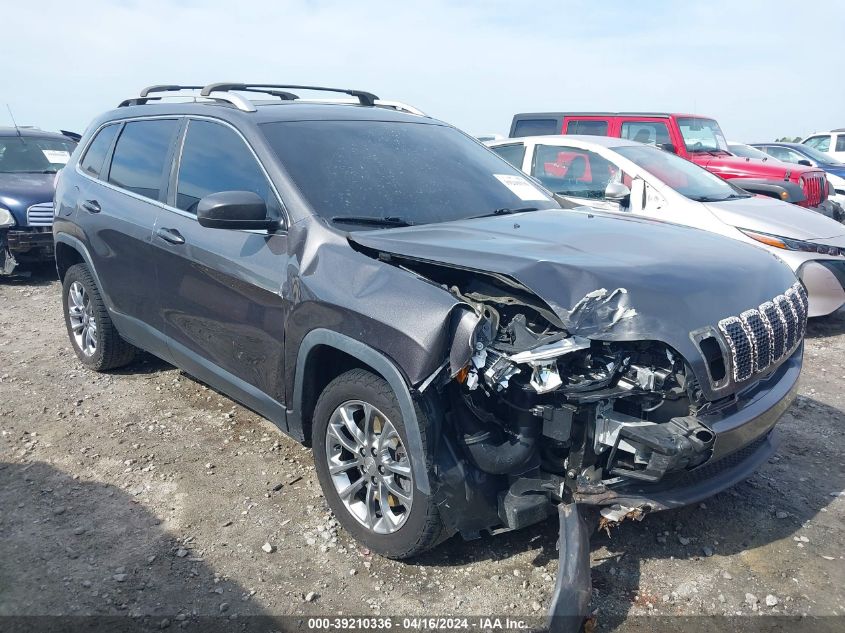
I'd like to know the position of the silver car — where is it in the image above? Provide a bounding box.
[488,135,845,317]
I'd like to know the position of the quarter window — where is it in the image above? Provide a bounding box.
[80,125,119,178]
[565,120,608,136]
[512,119,559,137]
[176,120,280,216]
[108,120,179,201]
[490,144,526,168]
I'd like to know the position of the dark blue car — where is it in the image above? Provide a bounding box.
[0,127,78,274]
[751,142,845,201]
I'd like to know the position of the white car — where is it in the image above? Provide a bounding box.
[802,129,845,162]
[487,135,845,317]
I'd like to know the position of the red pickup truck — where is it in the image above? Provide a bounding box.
[509,112,831,210]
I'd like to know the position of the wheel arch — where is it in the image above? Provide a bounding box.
[55,240,85,281]
[288,329,431,494]
[54,235,112,310]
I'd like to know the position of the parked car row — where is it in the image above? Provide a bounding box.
[508,112,838,214]
[0,127,77,274]
[488,134,845,317]
[0,85,834,631]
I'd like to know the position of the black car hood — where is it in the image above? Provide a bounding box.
[0,172,55,223]
[350,209,799,396]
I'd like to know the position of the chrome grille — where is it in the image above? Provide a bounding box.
[26,202,54,227]
[717,282,807,383]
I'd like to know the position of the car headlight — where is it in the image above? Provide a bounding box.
[0,206,16,228]
[739,227,843,256]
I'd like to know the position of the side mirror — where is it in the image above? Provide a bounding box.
[196,191,277,231]
[797,159,813,167]
[658,143,677,154]
[605,182,631,203]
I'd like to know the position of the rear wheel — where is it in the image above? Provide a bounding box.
[312,368,443,559]
[62,263,136,371]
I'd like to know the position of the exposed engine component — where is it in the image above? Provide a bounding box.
[447,285,713,485]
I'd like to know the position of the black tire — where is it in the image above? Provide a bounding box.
[312,368,444,559]
[62,263,136,371]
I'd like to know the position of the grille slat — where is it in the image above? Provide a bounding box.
[26,203,54,227]
[716,282,806,385]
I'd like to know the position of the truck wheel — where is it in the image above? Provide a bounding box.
[312,368,443,559]
[62,263,136,371]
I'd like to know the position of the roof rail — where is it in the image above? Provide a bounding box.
[200,83,379,106]
[118,84,423,115]
[118,85,256,112]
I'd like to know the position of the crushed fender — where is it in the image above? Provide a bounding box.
[547,503,593,633]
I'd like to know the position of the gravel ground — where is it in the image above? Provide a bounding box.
[1,267,843,631]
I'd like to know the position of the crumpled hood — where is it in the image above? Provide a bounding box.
[350,209,799,397]
[704,195,845,242]
[0,172,55,223]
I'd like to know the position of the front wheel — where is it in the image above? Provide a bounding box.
[312,368,443,559]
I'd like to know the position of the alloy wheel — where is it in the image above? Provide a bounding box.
[67,281,97,356]
[324,400,413,534]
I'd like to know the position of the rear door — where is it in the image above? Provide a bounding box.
[152,117,291,426]
[81,117,181,356]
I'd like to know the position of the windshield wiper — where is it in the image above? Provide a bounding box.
[466,206,539,220]
[330,215,413,227]
[695,193,750,202]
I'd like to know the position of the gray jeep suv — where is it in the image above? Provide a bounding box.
[54,84,805,627]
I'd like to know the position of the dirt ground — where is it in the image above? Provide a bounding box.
[1,267,843,632]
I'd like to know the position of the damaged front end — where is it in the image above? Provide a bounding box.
[441,278,716,515]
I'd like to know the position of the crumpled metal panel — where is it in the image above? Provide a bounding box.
[349,208,799,400]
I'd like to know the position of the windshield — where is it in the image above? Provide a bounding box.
[796,144,844,165]
[728,143,772,160]
[677,117,729,153]
[260,120,558,227]
[0,136,76,173]
[615,145,751,202]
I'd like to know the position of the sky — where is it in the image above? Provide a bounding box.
[3,0,844,141]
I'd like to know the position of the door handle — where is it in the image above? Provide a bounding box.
[156,227,185,245]
[81,199,101,213]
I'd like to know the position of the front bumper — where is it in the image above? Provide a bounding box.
[574,346,801,511]
[2,228,54,260]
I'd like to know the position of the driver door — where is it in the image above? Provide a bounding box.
[152,117,292,428]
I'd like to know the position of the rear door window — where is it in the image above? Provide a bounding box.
[620,121,671,147]
[531,144,619,199]
[80,125,120,178]
[565,119,609,136]
[107,119,179,201]
[836,135,845,152]
[175,119,280,216]
[512,119,559,137]
[490,143,526,169]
